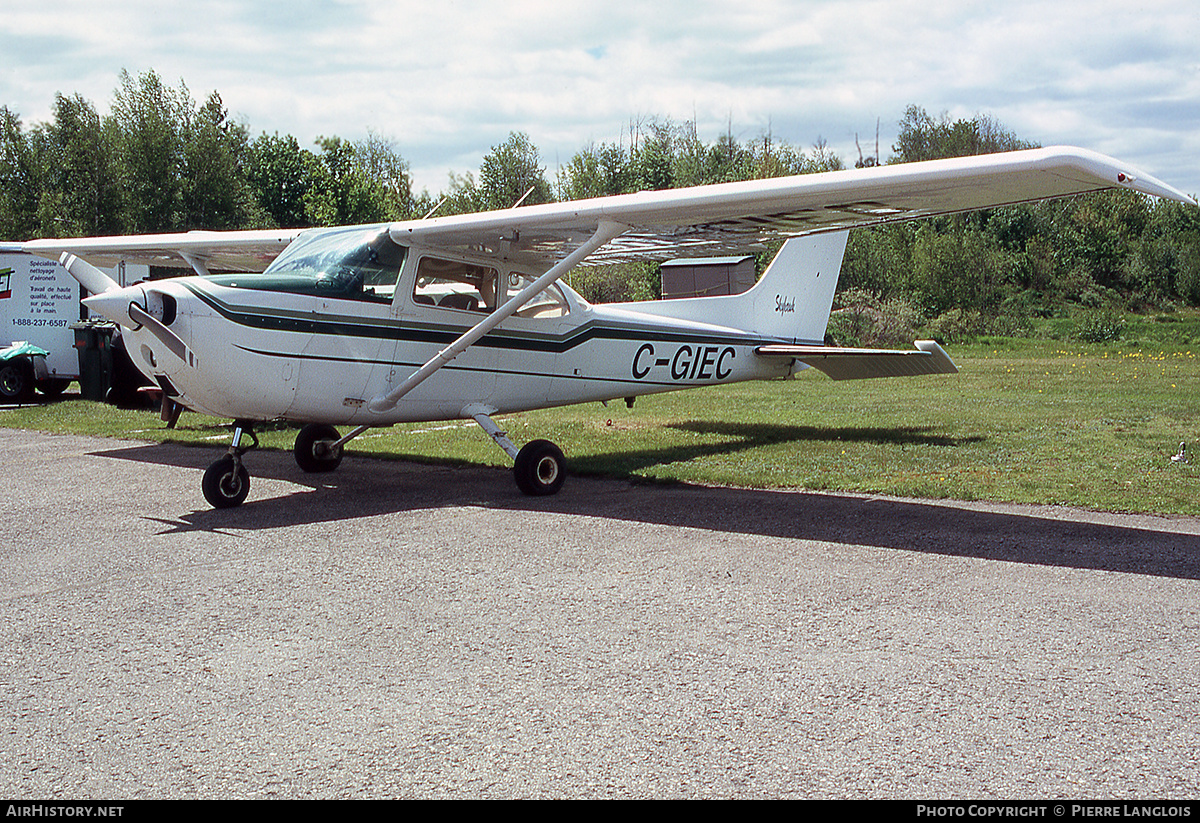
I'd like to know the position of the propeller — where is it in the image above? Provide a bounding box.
[61,250,194,367]
[79,284,195,367]
[127,301,195,367]
[59,253,120,295]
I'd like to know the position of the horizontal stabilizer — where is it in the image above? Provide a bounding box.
[756,340,958,380]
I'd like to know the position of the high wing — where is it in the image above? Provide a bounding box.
[391,146,1196,267]
[16,146,1195,274]
[14,149,1195,277]
[20,228,305,273]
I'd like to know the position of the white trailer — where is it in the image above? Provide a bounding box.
[0,251,147,400]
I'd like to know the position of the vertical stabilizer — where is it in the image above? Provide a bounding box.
[746,231,847,343]
[619,230,848,344]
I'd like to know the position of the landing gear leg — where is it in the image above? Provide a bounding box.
[468,406,566,497]
[202,421,258,509]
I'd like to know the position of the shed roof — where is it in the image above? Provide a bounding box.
[661,255,753,267]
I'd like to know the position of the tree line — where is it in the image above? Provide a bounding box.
[2,73,1198,338]
[834,106,1200,343]
[0,71,416,238]
[0,69,844,241]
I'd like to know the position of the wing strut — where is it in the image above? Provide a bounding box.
[366,219,626,414]
[179,252,212,277]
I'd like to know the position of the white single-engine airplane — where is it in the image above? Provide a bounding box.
[16,147,1196,508]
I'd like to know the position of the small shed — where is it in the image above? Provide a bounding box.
[660,255,756,299]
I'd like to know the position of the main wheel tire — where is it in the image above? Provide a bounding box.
[514,439,566,496]
[294,423,343,473]
[0,362,33,403]
[202,456,250,509]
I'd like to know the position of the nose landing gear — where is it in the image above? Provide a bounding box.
[202,422,258,509]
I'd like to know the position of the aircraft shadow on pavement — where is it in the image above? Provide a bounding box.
[92,439,1200,581]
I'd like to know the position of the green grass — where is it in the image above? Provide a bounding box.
[5,336,1200,514]
[1032,306,1200,348]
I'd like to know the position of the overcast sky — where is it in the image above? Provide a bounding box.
[4,0,1198,198]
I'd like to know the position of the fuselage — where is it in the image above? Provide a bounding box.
[96,225,792,425]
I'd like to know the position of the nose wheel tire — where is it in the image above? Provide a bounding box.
[514,439,566,496]
[202,456,250,508]
[294,424,344,473]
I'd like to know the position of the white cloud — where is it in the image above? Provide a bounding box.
[2,0,1197,196]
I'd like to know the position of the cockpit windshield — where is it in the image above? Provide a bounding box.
[205,225,407,302]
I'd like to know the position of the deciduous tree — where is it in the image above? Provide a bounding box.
[109,69,190,232]
[477,131,552,211]
[0,107,39,240]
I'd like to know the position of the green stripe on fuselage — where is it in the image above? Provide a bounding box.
[180,280,765,355]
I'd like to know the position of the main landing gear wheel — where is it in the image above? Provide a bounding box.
[202,456,250,509]
[514,439,566,496]
[294,423,344,473]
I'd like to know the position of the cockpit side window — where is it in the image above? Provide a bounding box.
[505,272,569,318]
[409,256,572,320]
[413,257,499,312]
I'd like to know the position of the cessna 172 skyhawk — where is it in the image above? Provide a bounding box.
[16,147,1196,508]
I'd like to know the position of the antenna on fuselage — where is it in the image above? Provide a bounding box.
[511,184,537,209]
[421,196,449,220]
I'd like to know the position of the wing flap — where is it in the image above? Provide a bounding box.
[757,340,958,380]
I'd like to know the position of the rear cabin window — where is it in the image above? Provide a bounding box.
[413,256,568,318]
[505,272,568,318]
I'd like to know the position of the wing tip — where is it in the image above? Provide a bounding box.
[914,339,959,374]
[1036,146,1196,205]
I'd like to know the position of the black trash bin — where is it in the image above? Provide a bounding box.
[71,321,115,402]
